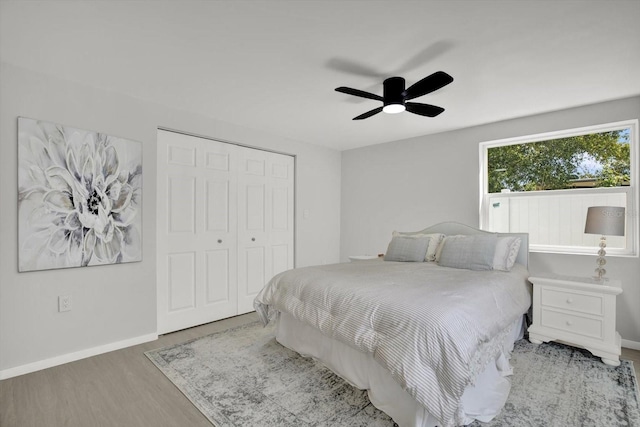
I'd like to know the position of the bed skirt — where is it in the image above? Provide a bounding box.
[275,311,524,427]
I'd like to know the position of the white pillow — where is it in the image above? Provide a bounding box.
[392,231,445,262]
[493,236,521,271]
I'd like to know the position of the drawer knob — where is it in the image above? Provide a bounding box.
[217,239,222,244]
[566,298,574,304]
[566,320,573,326]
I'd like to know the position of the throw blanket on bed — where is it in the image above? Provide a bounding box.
[254,260,531,427]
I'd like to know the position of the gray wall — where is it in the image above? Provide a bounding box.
[341,96,640,344]
[0,62,341,375]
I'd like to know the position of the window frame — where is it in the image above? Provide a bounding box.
[479,119,639,257]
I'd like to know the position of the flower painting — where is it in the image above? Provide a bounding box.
[18,118,142,272]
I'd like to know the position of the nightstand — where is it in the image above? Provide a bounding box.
[528,275,623,366]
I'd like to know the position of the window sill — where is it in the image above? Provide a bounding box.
[530,245,638,258]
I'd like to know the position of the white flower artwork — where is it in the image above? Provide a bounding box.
[18,118,142,272]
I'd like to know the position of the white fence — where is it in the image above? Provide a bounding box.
[486,189,628,252]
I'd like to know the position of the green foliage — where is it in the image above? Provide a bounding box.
[487,130,630,193]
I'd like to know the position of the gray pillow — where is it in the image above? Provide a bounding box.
[384,236,430,262]
[438,235,497,270]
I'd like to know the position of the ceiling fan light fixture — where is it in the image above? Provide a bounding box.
[382,76,406,114]
[383,103,406,114]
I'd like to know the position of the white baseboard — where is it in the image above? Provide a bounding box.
[622,339,640,351]
[0,332,158,380]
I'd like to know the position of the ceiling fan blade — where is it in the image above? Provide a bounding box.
[405,102,445,117]
[353,106,383,120]
[395,40,454,75]
[403,71,453,100]
[335,87,384,102]
[326,58,385,78]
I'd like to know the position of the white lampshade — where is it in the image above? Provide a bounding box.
[584,206,625,236]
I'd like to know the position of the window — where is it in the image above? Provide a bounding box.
[479,120,638,256]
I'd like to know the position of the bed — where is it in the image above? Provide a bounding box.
[254,222,531,427]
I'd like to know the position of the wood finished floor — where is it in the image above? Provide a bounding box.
[1,313,639,427]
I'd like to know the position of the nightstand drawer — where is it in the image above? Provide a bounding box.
[540,309,603,339]
[540,288,603,316]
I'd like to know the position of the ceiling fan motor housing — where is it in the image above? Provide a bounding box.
[383,77,406,108]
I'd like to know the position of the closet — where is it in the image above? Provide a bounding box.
[156,130,294,334]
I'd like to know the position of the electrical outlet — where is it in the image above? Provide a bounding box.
[58,295,72,312]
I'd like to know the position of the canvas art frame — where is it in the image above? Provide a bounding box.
[18,117,142,272]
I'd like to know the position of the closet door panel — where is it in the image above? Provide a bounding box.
[237,148,294,314]
[157,131,238,334]
[245,247,266,294]
[167,176,196,234]
[271,244,289,279]
[245,184,266,231]
[237,148,268,313]
[205,180,229,232]
[167,252,196,311]
[269,153,295,276]
[205,249,230,304]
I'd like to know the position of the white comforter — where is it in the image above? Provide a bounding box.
[254,260,531,427]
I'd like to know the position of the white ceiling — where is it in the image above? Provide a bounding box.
[2,1,639,151]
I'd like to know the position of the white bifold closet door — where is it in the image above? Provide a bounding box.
[236,147,295,313]
[157,130,294,334]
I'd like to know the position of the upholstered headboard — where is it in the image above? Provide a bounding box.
[409,222,529,268]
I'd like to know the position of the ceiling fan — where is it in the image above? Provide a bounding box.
[335,71,453,120]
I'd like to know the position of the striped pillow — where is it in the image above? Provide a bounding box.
[437,235,497,270]
[384,236,430,262]
[392,231,445,261]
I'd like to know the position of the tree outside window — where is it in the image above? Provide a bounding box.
[487,129,630,193]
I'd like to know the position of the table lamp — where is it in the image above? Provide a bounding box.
[584,206,625,281]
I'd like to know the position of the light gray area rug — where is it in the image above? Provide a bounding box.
[146,321,640,427]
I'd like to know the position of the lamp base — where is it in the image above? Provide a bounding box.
[593,235,607,282]
[592,274,610,283]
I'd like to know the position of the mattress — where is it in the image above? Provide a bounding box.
[275,311,524,427]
